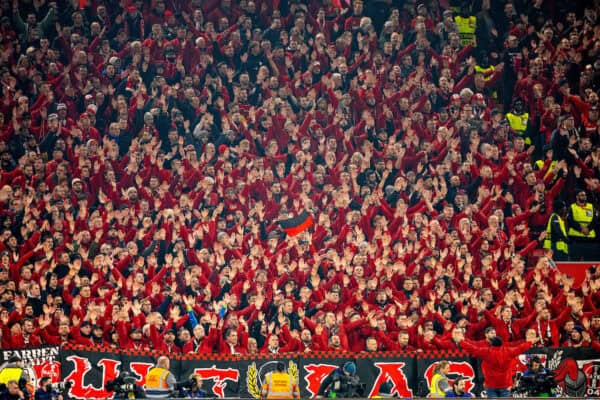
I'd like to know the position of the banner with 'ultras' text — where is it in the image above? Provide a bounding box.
[56,345,600,398]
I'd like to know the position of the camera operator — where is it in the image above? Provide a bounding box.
[525,356,550,377]
[447,377,473,398]
[33,377,60,400]
[106,371,146,399]
[517,356,557,397]
[316,362,364,398]
[175,373,207,398]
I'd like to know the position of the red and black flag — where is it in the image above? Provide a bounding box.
[278,210,314,237]
[332,0,351,8]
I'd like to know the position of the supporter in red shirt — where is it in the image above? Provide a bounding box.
[482,305,537,343]
[219,327,247,355]
[461,334,539,397]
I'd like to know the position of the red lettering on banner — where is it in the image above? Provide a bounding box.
[63,356,120,399]
[193,366,240,398]
[368,362,413,398]
[423,361,475,395]
[303,364,338,397]
[129,362,154,387]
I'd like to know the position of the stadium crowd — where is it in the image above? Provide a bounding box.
[0,0,599,356]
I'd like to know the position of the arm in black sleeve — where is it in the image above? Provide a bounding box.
[131,108,145,137]
[465,175,482,198]
[253,137,266,157]
[141,240,158,257]
[157,294,172,316]
[259,221,268,241]
[39,131,58,156]
[216,282,231,301]
[317,373,335,396]
[286,95,300,114]
[211,40,226,64]
[156,111,172,144]
[156,239,167,266]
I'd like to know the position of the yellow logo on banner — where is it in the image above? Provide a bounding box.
[247,363,261,399]
[247,361,299,399]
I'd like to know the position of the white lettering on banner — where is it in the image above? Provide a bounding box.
[1,347,60,363]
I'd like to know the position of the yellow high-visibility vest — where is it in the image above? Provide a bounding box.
[455,15,476,46]
[0,367,22,385]
[506,112,529,133]
[506,112,530,144]
[568,203,596,238]
[429,373,447,397]
[474,64,494,75]
[534,160,557,180]
[145,367,171,398]
[543,213,568,254]
[262,372,297,399]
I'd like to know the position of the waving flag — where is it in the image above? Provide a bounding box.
[278,210,314,236]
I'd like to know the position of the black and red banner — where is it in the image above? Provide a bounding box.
[52,345,600,398]
[278,210,314,236]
